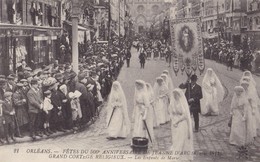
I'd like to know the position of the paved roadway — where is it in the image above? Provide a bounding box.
[1,47,260,162]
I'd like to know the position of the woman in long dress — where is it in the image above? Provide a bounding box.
[201,68,225,115]
[160,74,171,122]
[132,80,150,139]
[106,81,130,139]
[240,81,259,138]
[169,88,193,161]
[153,77,169,125]
[229,86,254,151]
[145,82,155,142]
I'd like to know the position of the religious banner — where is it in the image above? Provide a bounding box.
[170,18,205,76]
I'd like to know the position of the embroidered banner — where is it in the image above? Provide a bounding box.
[170,18,205,76]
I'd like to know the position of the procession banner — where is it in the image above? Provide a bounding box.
[170,18,205,76]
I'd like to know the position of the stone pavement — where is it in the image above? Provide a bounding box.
[1,47,260,162]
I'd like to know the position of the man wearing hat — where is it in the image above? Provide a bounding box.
[179,74,203,132]
[12,82,29,137]
[77,72,94,124]
[49,79,66,133]
[6,75,16,93]
[2,91,16,143]
[27,79,44,139]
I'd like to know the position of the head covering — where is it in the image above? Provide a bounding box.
[133,80,149,111]
[162,70,174,92]
[7,75,15,80]
[54,73,64,81]
[0,79,6,87]
[69,71,77,79]
[230,86,249,116]
[170,88,193,152]
[30,78,38,85]
[106,81,130,135]
[78,72,86,81]
[16,82,23,87]
[20,79,27,83]
[0,75,5,79]
[4,91,12,98]
[202,68,225,103]
[190,74,198,82]
[44,90,51,95]
[240,71,256,87]
[59,84,68,95]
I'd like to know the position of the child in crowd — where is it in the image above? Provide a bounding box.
[43,90,53,136]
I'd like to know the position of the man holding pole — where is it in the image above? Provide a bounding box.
[179,74,202,132]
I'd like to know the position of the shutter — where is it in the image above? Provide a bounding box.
[22,0,26,24]
[2,0,8,23]
[27,0,32,25]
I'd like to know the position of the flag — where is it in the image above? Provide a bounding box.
[170,18,205,76]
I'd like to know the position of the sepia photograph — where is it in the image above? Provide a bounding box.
[0,0,260,162]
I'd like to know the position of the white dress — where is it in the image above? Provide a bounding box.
[201,68,224,115]
[106,81,130,138]
[170,93,193,161]
[154,86,168,125]
[132,93,147,138]
[229,90,254,146]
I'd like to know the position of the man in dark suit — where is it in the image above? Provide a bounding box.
[179,74,203,132]
[27,79,43,140]
[126,49,131,68]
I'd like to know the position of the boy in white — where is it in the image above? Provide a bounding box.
[43,90,53,136]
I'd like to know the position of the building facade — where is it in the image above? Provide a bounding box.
[126,0,167,33]
[0,0,62,75]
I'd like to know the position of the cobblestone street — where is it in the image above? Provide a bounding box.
[1,47,260,162]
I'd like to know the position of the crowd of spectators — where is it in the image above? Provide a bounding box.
[204,39,260,73]
[0,34,131,145]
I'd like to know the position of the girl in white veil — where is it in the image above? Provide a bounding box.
[153,77,168,125]
[106,81,130,139]
[229,86,254,151]
[132,80,150,139]
[162,70,175,92]
[240,71,256,87]
[169,88,193,161]
[240,81,259,138]
[201,68,225,115]
[160,74,170,122]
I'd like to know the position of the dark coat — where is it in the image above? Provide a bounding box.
[12,90,29,126]
[50,89,64,123]
[179,82,203,113]
[2,100,15,124]
[27,88,43,114]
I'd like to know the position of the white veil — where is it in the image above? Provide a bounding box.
[161,74,169,89]
[132,80,150,120]
[230,86,248,115]
[106,81,130,133]
[170,88,193,152]
[162,70,175,92]
[240,71,256,87]
[202,68,225,103]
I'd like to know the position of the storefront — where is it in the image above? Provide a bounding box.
[0,25,61,75]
